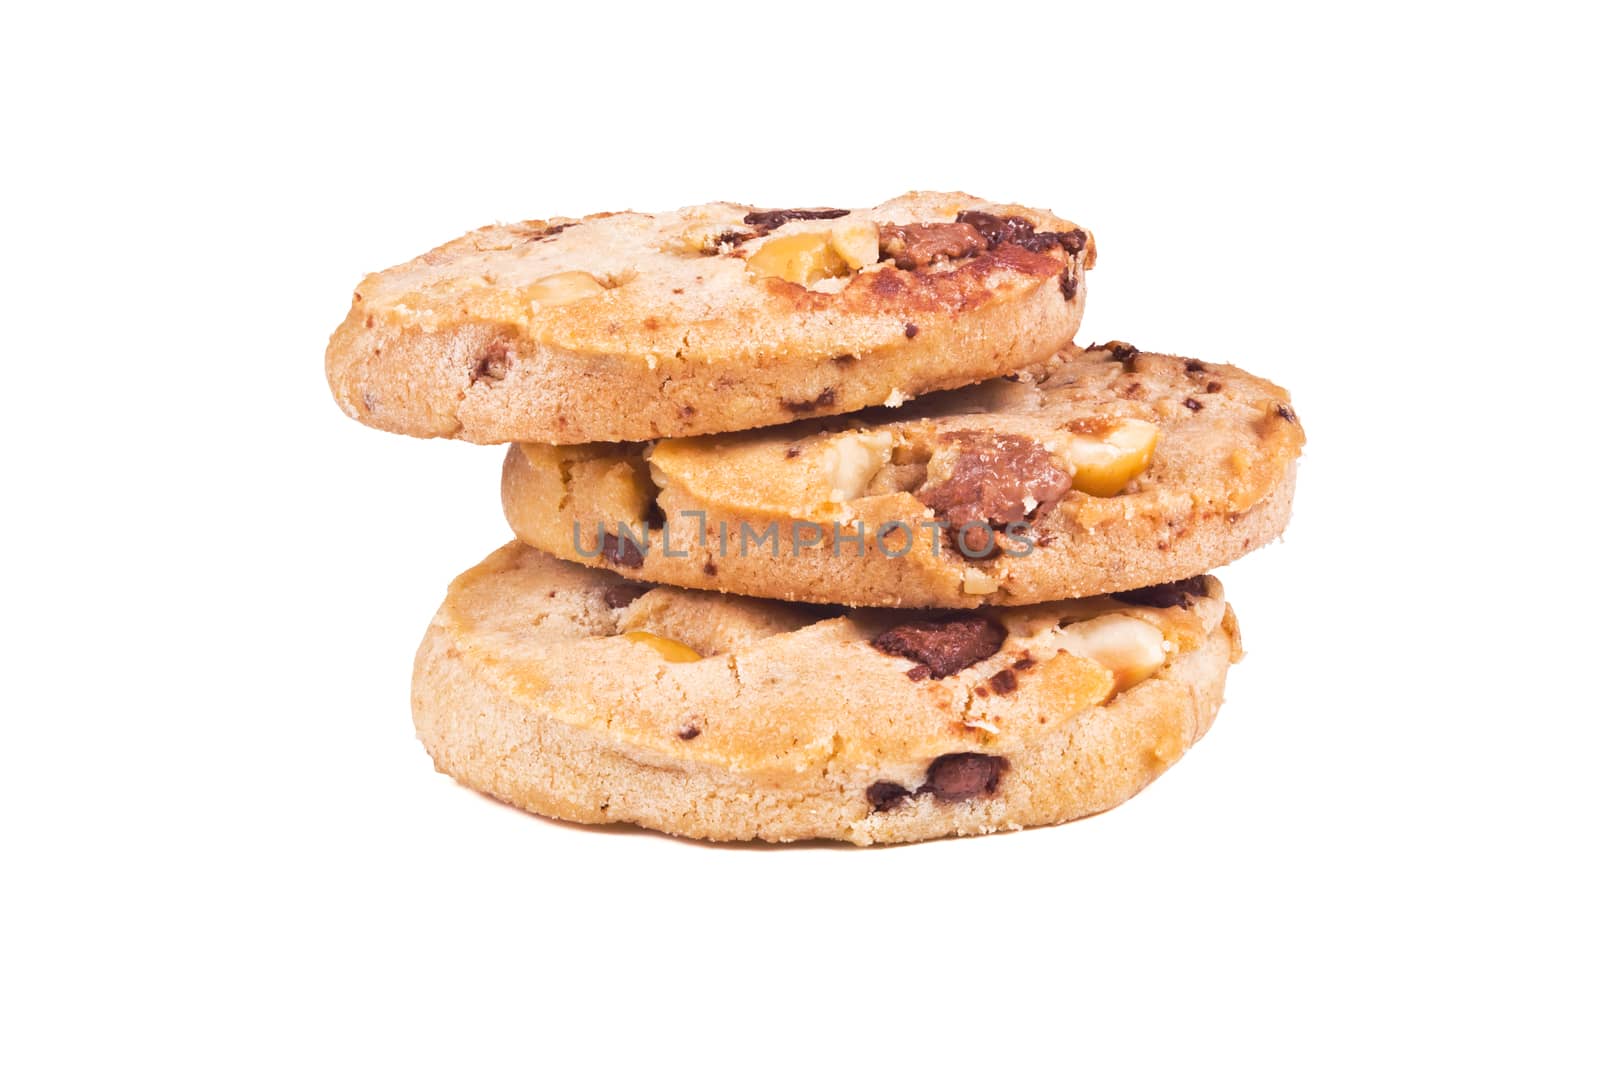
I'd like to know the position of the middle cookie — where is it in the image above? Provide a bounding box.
[503,343,1306,607]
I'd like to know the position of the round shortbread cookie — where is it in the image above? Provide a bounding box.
[327,192,1093,444]
[502,342,1304,607]
[413,542,1242,845]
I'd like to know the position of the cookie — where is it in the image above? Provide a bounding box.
[327,192,1094,444]
[501,343,1304,607]
[412,542,1242,845]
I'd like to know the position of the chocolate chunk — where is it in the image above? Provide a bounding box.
[866,781,911,812]
[707,229,754,250]
[1206,381,1223,394]
[600,532,646,569]
[471,340,512,383]
[514,221,573,243]
[1277,404,1298,424]
[743,208,849,232]
[1112,576,1209,609]
[1060,273,1078,301]
[1185,359,1208,373]
[916,431,1072,534]
[601,584,647,608]
[904,322,919,338]
[702,559,718,576]
[954,211,1083,255]
[643,496,667,529]
[988,668,1018,695]
[920,753,1007,802]
[878,222,987,269]
[781,387,836,414]
[1184,398,1203,411]
[677,725,701,741]
[872,614,1005,679]
[1013,655,1036,671]
[956,210,1042,249]
[783,445,802,459]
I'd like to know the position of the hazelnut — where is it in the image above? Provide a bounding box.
[746,232,851,288]
[822,431,893,503]
[962,571,1000,595]
[1059,614,1166,692]
[1064,419,1159,497]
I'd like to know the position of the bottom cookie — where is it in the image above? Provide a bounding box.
[413,543,1243,845]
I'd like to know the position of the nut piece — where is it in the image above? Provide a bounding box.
[1059,614,1166,692]
[622,631,702,663]
[823,431,893,503]
[962,570,999,595]
[830,220,881,270]
[1064,419,1159,497]
[746,232,852,288]
[528,270,607,306]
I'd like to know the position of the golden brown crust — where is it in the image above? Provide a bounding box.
[411,543,1240,845]
[326,192,1093,444]
[501,344,1305,606]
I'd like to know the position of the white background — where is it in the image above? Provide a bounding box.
[4,2,1595,1064]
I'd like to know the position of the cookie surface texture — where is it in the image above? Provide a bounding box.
[502,343,1304,606]
[328,192,1094,444]
[412,543,1241,845]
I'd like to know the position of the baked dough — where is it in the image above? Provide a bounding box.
[327,193,1093,444]
[413,543,1242,845]
[502,343,1303,606]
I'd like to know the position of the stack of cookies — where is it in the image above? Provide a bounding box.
[326,192,1304,845]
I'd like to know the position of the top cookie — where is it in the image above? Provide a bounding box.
[326,192,1094,444]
